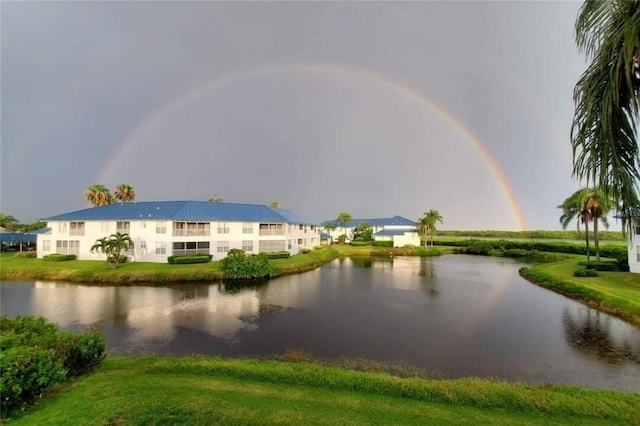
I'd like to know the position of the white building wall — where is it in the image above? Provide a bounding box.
[38,219,318,263]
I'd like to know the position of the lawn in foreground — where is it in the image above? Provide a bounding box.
[9,358,639,425]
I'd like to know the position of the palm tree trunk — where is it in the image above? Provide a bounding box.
[584,218,590,263]
[594,217,600,263]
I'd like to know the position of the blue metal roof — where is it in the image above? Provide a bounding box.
[43,201,316,225]
[322,215,416,227]
[374,229,418,237]
[319,231,332,239]
[0,233,38,243]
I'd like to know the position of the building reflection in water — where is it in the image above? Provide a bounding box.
[562,305,640,364]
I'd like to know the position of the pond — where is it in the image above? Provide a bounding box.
[1,255,639,392]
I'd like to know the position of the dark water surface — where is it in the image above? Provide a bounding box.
[2,255,639,391]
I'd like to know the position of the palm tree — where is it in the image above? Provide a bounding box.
[559,188,613,262]
[417,216,429,247]
[85,184,114,207]
[208,195,223,203]
[108,232,133,267]
[559,188,593,262]
[269,201,281,209]
[336,212,352,240]
[90,237,111,264]
[0,213,20,232]
[571,1,640,235]
[114,184,136,202]
[424,210,443,247]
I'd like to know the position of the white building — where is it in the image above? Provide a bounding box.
[37,201,319,263]
[321,215,420,247]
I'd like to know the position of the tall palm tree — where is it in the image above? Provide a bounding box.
[336,212,352,239]
[114,184,136,202]
[269,201,281,209]
[424,210,444,247]
[85,184,114,207]
[559,188,593,262]
[571,0,640,234]
[583,188,613,262]
[417,216,429,247]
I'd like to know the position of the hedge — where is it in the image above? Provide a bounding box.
[577,261,620,272]
[43,254,76,262]
[372,241,393,247]
[167,255,213,264]
[261,251,291,259]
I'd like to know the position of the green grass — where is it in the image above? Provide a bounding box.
[521,258,640,325]
[8,357,640,425]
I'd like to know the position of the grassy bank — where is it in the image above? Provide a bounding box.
[8,357,640,425]
[520,259,640,326]
[0,245,448,284]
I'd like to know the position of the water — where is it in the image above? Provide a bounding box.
[1,255,639,391]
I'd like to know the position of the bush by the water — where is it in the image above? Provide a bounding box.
[0,316,106,415]
[262,251,291,259]
[167,254,213,264]
[219,249,279,279]
[574,268,599,277]
[42,254,76,261]
[372,241,393,247]
[504,248,538,258]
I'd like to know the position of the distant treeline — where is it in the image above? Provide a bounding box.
[434,230,625,241]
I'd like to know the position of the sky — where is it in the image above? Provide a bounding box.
[1,1,612,230]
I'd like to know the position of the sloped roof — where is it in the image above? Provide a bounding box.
[0,233,38,243]
[322,215,416,228]
[43,201,316,225]
[374,229,418,236]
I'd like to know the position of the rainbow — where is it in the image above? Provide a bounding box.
[98,61,527,230]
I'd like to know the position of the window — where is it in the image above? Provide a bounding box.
[101,221,110,233]
[297,238,303,245]
[242,223,253,234]
[116,221,130,233]
[58,222,67,234]
[636,226,640,235]
[156,242,166,254]
[172,241,210,256]
[42,240,51,251]
[217,241,229,253]
[156,221,167,234]
[258,239,286,252]
[288,240,292,250]
[56,240,79,255]
[259,223,284,236]
[69,221,85,236]
[218,222,230,234]
[299,224,303,230]
[637,246,640,262]
[139,241,146,250]
[242,240,253,252]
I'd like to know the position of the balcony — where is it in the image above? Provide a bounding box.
[173,229,210,237]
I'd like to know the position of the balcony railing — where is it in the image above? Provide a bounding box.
[173,249,210,256]
[258,229,285,236]
[69,229,85,236]
[173,229,210,236]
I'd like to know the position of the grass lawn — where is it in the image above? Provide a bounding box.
[8,357,640,425]
[521,258,640,325]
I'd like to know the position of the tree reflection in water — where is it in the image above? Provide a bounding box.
[563,306,640,364]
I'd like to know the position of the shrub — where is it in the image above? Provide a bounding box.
[574,268,598,277]
[299,248,311,254]
[0,316,106,415]
[220,250,278,279]
[462,240,493,256]
[262,251,291,259]
[504,249,536,258]
[577,261,620,272]
[372,241,393,247]
[167,255,212,265]
[337,235,347,244]
[14,252,36,258]
[43,254,76,261]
